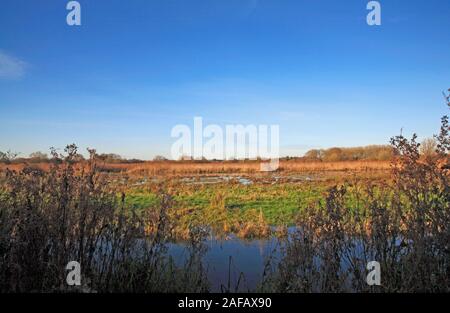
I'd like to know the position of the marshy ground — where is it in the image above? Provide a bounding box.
[1,101,449,292]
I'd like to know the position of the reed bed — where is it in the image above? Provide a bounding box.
[0,160,391,176]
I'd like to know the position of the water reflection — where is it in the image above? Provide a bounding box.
[168,235,280,292]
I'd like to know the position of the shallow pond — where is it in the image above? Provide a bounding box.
[165,229,397,292]
[168,235,281,292]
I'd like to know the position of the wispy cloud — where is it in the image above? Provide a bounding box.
[0,50,28,80]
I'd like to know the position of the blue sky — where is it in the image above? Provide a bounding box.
[0,0,449,159]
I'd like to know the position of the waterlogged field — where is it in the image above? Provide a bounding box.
[0,149,448,292]
[122,170,389,236]
[105,169,400,291]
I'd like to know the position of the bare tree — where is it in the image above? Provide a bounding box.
[419,138,437,158]
[29,151,49,160]
[304,149,325,160]
[0,150,19,163]
[153,155,168,161]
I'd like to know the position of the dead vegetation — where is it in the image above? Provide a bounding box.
[0,92,448,292]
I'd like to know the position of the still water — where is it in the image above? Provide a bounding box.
[168,235,282,292]
[165,228,380,292]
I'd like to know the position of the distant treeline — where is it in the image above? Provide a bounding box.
[2,142,439,164]
[0,151,144,164]
[303,145,394,161]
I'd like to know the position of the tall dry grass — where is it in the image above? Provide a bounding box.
[0,160,391,176]
[259,94,450,292]
[0,145,209,293]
